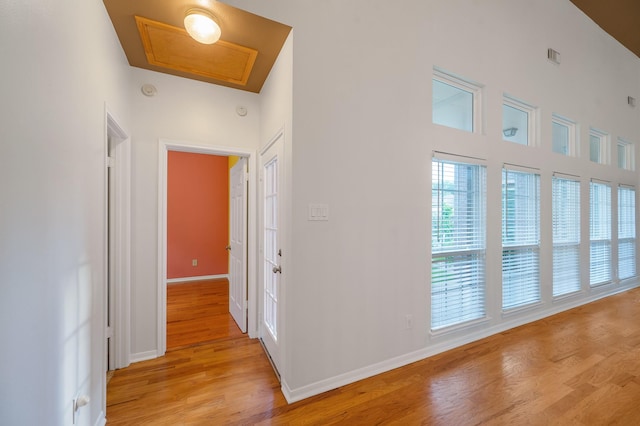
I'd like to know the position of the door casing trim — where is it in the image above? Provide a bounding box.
[105,107,131,371]
[157,139,257,356]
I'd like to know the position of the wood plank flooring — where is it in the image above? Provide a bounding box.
[108,286,640,425]
[166,279,243,350]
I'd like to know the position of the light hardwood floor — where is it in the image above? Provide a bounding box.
[107,286,640,425]
[166,279,243,350]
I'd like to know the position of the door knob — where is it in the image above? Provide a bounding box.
[272,265,282,274]
[225,245,231,251]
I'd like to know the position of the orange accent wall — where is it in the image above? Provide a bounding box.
[167,152,229,279]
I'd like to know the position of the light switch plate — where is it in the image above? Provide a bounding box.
[308,204,329,221]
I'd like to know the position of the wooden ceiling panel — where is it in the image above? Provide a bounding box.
[136,16,257,86]
[103,0,291,93]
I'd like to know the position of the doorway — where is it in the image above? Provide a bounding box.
[157,140,258,356]
[105,111,131,374]
[164,152,245,350]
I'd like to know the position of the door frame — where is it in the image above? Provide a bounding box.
[105,107,131,371]
[157,139,258,356]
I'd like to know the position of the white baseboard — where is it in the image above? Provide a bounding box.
[282,280,640,404]
[281,347,433,404]
[130,350,159,364]
[167,274,228,284]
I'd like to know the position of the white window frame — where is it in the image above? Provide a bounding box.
[618,185,636,281]
[503,95,537,146]
[433,68,483,134]
[551,114,577,157]
[617,138,635,171]
[431,155,487,331]
[589,180,612,287]
[589,127,610,165]
[501,166,541,311]
[552,174,581,298]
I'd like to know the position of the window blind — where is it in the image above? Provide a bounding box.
[502,168,540,310]
[552,177,581,297]
[431,158,486,330]
[590,181,611,286]
[618,186,636,280]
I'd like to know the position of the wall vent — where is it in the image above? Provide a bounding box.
[628,96,636,107]
[547,48,560,65]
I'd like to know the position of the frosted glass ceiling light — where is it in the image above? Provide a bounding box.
[184,9,221,44]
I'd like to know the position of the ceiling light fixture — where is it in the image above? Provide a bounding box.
[184,8,221,44]
[503,127,518,137]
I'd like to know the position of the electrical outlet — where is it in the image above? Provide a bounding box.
[192,259,197,266]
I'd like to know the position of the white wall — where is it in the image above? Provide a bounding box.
[128,67,261,358]
[0,1,131,425]
[259,32,293,149]
[225,0,640,400]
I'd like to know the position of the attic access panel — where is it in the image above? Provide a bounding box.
[135,16,258,86]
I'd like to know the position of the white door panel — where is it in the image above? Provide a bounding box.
[229,158,247,332]
[260,137,284,374]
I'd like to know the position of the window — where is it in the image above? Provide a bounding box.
[552,114,577,156]
[502,168,540,310]
[617,138,635,170]
[432,158,486,330]
[618,186,636,280]
[432,69,481,133]
[552,176,581,297]
[503,96,536,146]
[590,181,611,286]
[589,128,609,164]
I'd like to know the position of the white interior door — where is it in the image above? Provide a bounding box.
[260,137,284,374]
[229,157,247,333]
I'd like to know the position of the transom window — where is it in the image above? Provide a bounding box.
[589,128,609,164]
[503,96,536,146]
[552,114,577,156]
[617,138,635,171]
[432,69,482,133]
